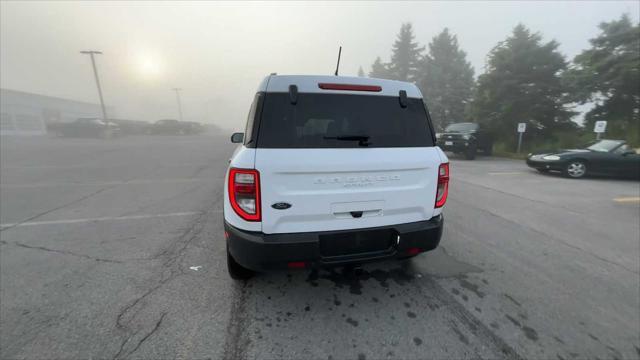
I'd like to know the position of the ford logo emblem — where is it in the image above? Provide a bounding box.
[271,202,292,210]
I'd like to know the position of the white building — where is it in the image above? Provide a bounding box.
[0,89,113,135]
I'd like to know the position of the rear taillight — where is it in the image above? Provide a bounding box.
[435,163,449,208]
[228,168,261,221]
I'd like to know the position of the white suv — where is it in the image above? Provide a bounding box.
[224,75,449,279]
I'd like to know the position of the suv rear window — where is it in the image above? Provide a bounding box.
[255,93,434,148]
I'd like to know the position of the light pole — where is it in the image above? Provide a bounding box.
[172,88,184,121]
[80,50,108,120]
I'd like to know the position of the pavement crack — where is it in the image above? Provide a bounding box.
[0,185,118,232]
[222,281,251,360]
[0,165,169,232]
[113,312,167,360]
[2,240,122,263]
[419,276,524,360]
[127,312,167,357]
[113,198,216,356]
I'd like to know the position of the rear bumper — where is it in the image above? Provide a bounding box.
[225,215,443,271]
[439,141,470,152]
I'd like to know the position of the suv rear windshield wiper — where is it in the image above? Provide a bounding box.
[323,135,371,146]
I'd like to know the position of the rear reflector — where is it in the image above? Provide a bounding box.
[435,163,450,208]
[318,83,382,92]
[407,247,421,256]
[287,262,306,269]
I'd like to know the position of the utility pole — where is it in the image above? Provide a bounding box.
[172,88,184,121]
[80,50,108,120]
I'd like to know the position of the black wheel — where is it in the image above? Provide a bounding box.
[464,145,477,160]
[484,144,493,156]
[227,246,254,280]
[564,160,587,179]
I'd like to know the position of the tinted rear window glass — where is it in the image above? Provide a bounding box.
[256,93,434,148]
[445,123,478,132]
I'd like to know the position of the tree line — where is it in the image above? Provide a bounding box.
[362,15,640,149]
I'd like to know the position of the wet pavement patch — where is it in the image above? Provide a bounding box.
[457,276,486,298]
[304,266,415,295]
[346,317,359,327]
[451,325,470,345]
[506,314,539,341]
[333,294,341,306]
[504,294,522,307]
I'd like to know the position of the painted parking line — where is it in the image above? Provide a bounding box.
[0,211,222,229]
[488,171,527,175]
[613,197,640,204]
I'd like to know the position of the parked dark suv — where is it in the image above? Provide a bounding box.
[437,122,493,160]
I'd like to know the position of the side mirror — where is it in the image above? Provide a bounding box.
[230,132,244,143]
[623,150,636,156]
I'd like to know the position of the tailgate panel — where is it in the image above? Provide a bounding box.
[255,148,441,234]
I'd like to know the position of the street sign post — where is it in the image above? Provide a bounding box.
[594,121,607,140]
[517,123,526,153]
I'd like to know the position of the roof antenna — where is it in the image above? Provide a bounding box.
[334,46,342,76]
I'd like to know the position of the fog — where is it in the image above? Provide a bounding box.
[2,2,640,359]
[1,0,637,130]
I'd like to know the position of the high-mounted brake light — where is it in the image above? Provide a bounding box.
[229,168,261,221]
[318,83,382,92]
[435,163,449,208]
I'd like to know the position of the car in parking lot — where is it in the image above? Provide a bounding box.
[109,119,150,135]
[50,118,121,139]
[150,119,188,135]
[437,122,493,160]
[150,119,204,135]
[224,74,449,279]
[526,139,640,179]
[184,121,205,134]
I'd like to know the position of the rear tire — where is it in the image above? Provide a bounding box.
[484,144,493,156]
[227,246,254,280]
[465,145,477,160]
[564,160,587,179]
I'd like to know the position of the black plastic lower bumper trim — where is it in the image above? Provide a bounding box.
[225,215,444,271]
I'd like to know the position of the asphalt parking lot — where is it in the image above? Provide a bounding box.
[1,134,638,360]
